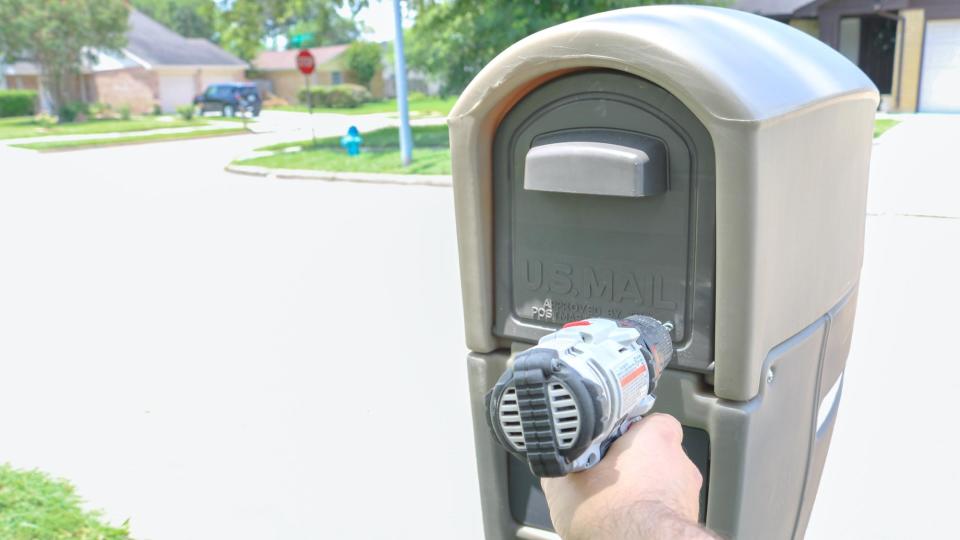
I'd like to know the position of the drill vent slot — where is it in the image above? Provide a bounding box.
[549,383,580,449]
[499,386,526,451]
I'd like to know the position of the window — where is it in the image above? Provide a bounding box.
[331,71,343,85]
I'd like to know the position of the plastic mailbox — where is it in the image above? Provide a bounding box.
[448,6,877,540]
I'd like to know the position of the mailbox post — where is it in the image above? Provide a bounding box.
[449,6,877,539]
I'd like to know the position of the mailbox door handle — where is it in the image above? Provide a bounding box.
[523,139,667,198]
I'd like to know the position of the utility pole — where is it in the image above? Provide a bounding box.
[392,0,413,166]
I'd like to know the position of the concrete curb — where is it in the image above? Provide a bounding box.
[224,164,453,188]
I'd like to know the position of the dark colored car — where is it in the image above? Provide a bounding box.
[194,83,262,117]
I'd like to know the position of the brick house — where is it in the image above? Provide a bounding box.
[735,0,960,113]
[251,45,386,104]
[3,9,247,113]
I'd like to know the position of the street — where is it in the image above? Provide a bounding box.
[1,113,958,539]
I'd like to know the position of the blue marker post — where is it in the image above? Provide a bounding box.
[392,0,413,166]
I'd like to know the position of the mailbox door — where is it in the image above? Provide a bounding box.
[492,70,716,372]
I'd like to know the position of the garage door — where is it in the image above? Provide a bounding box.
[158,75,196,113]
[919,19,960,113]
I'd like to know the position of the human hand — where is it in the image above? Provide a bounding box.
[540,414,713,540]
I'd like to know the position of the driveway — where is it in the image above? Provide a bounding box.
[806,115,960,538]
[0,114,957,539]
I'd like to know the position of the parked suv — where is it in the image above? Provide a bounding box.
[194,83,262,117]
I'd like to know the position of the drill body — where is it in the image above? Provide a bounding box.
[486,315,674,477]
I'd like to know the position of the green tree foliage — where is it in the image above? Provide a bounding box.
[218,0,359,61]
[407,0,720,94]
[0,0,128,116]
[131,0,219,40]
[344,41,382,88]
[285,10,360,48]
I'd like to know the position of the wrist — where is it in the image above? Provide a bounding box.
[562,500,714,540]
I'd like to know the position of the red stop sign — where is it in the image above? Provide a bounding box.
[296,49,315,75]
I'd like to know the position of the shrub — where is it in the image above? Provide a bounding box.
[408,91,428,101]
[176,104,195,120]
[344,41,382,88]
[152,103,162,116]
[118,104,131,120]
[58,101,90,123]
[0,89,38,117]
[298,84,372,109]
[89,102,114,119]
[34,113,57,128]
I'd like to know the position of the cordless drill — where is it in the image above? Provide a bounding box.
[485,315,674,477]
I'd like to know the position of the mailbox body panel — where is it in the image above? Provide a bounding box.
[492,71,716,372]
[466,288,855,539]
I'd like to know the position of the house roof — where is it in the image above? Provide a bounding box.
[252,44,349,71]
[127,9,246,67]
[126,9,246,67]
[2,10,246,75]
[4,61,39,76]
[732,0,816,17]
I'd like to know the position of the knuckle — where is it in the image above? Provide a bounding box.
[645,413,684,445]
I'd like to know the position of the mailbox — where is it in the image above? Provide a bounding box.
[449,5,877,539]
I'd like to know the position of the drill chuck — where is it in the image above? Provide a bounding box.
[485,315,674,477]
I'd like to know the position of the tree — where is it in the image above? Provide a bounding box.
[344,41,381,88]
[0,0,128,116]
[131,0,219,41]
[285,11,360,48]
[407,0,719,94]
[218,0,358,61]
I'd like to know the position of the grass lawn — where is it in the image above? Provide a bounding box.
[269,95,458,117]
[256,124,449,153]
[0,463,130,540]
[236,125,451,175]
[12,126,248,151]
[0,115,213,140]
[874,118,900,138]
[239,147,451,175]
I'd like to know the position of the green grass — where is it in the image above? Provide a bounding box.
[12,126,248,151]
[256,125,449,152]
[237,125,451,175]
[270,95,458,117]
[0,463,131,540]
[874,119,900,138]
[239,147,451,175]
[0,115,213,140]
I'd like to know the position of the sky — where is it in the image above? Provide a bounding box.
[346,0,415,43]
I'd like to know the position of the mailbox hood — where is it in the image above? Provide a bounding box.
[450,5,877,124]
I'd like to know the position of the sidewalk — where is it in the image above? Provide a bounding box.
[1,120,242,146]
[868,114,960,218]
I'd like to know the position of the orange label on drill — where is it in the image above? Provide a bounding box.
[620,363,647,387]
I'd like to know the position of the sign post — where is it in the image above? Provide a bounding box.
[296,49,317,146]
[392,0,413,166]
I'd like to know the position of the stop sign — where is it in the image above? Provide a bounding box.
[296,49,315,75]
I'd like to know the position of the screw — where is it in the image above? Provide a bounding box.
[766,369,775,384]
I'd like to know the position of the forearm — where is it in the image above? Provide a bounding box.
[562,500,718,540]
